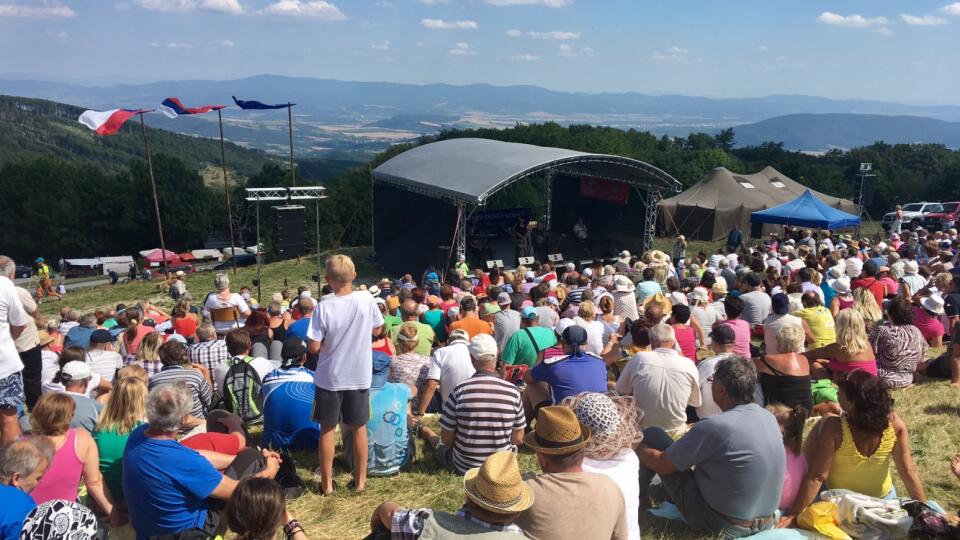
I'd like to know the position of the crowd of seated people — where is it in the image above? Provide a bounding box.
[0,224,959,537]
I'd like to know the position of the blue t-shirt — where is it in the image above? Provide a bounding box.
[123,425,224,539]
[367,382,413,476]
[64,326,95,350]
[0,485,35,539]
[286,318,310,341]
[262,381,322,451]
[529,352,607,404]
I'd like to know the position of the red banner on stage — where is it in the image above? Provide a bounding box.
[578,176,630,205]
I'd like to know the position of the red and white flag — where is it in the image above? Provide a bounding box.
[78,108,151,135]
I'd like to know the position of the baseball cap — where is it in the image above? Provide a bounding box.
[61,361,92,381]
[447,328,470,344]
[481,302,502,316]
[562,325,588,346]
[771,293,790,315]
[497,292,512,306]
[555,318,575,337]
[281,337,307,360]
[521,306,538,319]
[468,334,498,360]
[709,324,736,345]
[90,329,117,344]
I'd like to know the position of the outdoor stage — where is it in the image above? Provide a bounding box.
[370,138,682,274]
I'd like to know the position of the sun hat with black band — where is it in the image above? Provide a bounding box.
[462,451,535,514]
[523,405,592,455]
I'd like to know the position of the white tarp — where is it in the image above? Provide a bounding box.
[191,249,222,260]
[65,258,102,267]
[98,256,135,275]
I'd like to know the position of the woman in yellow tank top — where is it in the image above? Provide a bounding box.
[779,371,926,527]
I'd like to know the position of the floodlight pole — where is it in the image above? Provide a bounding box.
[255,201,262,303]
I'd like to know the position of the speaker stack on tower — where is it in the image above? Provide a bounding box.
[272,205,306,257]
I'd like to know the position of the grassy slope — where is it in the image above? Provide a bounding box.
[41,242,960,539]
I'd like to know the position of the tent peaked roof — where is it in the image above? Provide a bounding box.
[751,190,861,229]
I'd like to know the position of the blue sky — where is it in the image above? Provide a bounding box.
[0,0,957,103]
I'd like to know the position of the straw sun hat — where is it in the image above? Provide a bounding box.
[462,451,535,514]
[562,392,643,459]
[523,405,591,455]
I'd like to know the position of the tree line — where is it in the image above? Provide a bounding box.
[2,122,959,263]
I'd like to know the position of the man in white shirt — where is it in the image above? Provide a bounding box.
[762,294,805,355]
[695,325,737,419]
[87,330,124,383]
[615,324,700,436]
[415,329,475,416]
[1,257,42,410]
[0,271,29,444]
[307,254,384,496]
[738,273,772,326]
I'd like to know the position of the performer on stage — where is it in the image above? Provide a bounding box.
[573,218,589,256]
[514,217,529,260]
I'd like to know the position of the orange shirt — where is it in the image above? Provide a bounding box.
[450,316,493,338]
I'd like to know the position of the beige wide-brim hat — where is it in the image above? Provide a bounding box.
[463,451,535,514]
[524,406,592,455]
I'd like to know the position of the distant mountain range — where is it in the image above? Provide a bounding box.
[2,75,960,154]
[731,113,960,151]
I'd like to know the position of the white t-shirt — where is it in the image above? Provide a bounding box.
[307,291,385,391]
[213,355,275,392]
[13,287,39,352]
[40,350,60,388]
[696,353,734,419]
[86,349,124,383]
[583,450,641,540]
[615,348,700,434]
[427,341,475,405]
[574,317,605,356]
[0,277,29,379]
[691,305,719,347]
[203,292,250,332]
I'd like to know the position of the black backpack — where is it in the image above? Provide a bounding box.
[221,356,264,425]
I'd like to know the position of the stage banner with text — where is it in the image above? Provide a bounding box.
[579,176,630,205]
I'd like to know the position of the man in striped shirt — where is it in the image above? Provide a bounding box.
[149,340,213,426]
[419,334,525,474]
[188,323,229,391]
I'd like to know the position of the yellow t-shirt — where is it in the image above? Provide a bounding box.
[793,306,836,348]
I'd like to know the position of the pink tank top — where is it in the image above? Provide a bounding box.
[31,429,84,504]
[779,448,807,510]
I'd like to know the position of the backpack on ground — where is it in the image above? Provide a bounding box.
[220,356,264,425]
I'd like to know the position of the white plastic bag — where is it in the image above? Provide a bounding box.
[820,490,911,540]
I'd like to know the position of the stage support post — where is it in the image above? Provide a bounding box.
[217,109,238,274]
[544,170,555,233]
[456,202,467,265]
[643,189,662,254]
[138,113,170,277]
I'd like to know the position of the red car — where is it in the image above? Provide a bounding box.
[921,202,960,232]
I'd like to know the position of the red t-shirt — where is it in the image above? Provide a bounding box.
[851,277,886,307]
[181,432,241,456]
[172,317,198,338]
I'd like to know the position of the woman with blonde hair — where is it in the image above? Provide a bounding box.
[170,297,198,341]
[575,300,605,356]
[852,287,883,333]
[127,331,163,378]
[93,376,148,510]
[121,306,155,356]
[388,322,430,403]
[28,393,115,517]
[597,295,625,345]
[806,309,877,378]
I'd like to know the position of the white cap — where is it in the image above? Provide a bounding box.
[61,361,92,380]
[555,318,575,337]
[468,334,498,360]
[582,268,593,277]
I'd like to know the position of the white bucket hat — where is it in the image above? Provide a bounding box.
[921,295,945,315]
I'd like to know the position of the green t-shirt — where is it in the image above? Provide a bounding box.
[93,422,144,501]
[501,326,558,368]
[389,321,436,357]
[383,314,403,334]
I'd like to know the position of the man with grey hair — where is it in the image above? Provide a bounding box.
[615,323,700,435]
[0,256,43,410]
[636,356,783,538]
[202,273,251,333]
[0,436,53,536]
[189,321,230,391]
[123,383,282,538]
[64,312,98,350]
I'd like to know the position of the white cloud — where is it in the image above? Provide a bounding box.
[559,43,572,52]
[505,28,523,37]
[134,0,243,13]
[448,41,475,55]
[418,0,447,3]
[559,44,593,58]
[222,39,235,47]
[940,2,960,16]
[260,0,345,19]
[526,30,579,40]
[485,0,571,6]
[652,45,688,62]
[873,27,893,36]
[817,11,889,28]
[421,18,477,29]
[371,40,390,50]
[166,41,194,48]
[758,45,768,51]
[900,13,948,25]
[509,53,539,61]
[0,2,77,18]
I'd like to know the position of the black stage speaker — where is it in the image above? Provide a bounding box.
[273,206,306,257]
[859,176,876,207]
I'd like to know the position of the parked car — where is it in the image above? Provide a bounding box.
[881,202,942,231]
[14,265,32,279]
[921,202,960,232]
[214,253,257,270]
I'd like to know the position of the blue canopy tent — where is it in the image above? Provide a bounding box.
[750,190,861,229]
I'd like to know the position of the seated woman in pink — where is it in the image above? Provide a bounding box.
[806,309,877,378]
[912,295,945,348]
[718,296,752,358]
[768,404,808,512]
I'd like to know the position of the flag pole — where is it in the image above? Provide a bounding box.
[139,112,170,277]
[287,104,296,187]
[217,109,238,274]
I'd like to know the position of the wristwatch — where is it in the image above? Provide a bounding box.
[284,519,303,538]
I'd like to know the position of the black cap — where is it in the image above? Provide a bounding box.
[90,329,117,344]
[281,337,307,360]
[709,324,737,345]
[562,325,588,346]
[772,293,790,315]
